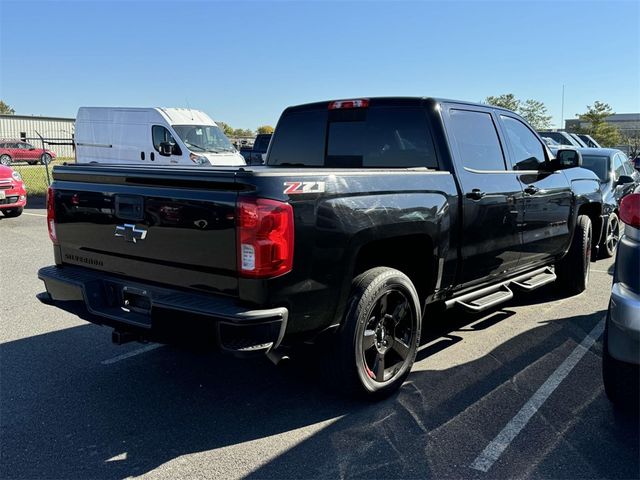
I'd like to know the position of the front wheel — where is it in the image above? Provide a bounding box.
[0,154,11,166]
[600,213,620,258]
[40,153,51,165]
[556,214,592,295]
[2,207,23,218]
[322,267,422,398]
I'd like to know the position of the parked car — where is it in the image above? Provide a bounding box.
[577,134,602,148]
[631,154,640,172]
[537,130,582,147]
[247,133,272,165]
[603,189,640,408]
[39,97,603,398]
[572,148,640,257]
[0,140,56,166]
[540,136,560,147]
[0,164,27,217]
[75,107,245,166]
[569,133,588,147]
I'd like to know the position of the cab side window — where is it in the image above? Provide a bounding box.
[613,154,626,180]
[152,126,181,155]
[448,109,506,171]
[620,154,635,176]
[500,116,546,170]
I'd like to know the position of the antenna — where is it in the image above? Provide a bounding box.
[186,99,194,121]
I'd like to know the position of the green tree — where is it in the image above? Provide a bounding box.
[216,121,234,137]
[485,93,520,112]
[576,101,621,147]
[0,100,15,114]
[233,128,254,137]
[257,125,274,134]
[518,99,552,129]
[486,94,552,129]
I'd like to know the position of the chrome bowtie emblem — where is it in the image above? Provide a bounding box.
[114,224,147,243]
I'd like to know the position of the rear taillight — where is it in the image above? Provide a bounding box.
[237,197,294,278]
[328,98,369,110]
[619,193,640,228]
[46,186,58,244]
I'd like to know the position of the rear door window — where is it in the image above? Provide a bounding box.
[448,109,506,171]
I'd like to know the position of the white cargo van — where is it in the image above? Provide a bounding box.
[75,107,245,166]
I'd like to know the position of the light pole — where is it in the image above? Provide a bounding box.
[560,84,565,130]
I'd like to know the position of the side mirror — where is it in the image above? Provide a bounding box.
[552,149,582,170]
[616,175,634,186]
[159,142,173,156]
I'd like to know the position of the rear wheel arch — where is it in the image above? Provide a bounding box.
[351,233,437,308]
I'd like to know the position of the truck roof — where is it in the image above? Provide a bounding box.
[282,97,518,114]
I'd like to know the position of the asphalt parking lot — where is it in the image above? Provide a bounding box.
[1,207,638,480]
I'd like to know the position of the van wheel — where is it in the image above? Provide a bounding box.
[322,267,421,399]
[556,214,592,295]
[600,213,620,258]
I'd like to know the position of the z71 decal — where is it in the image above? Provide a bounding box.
[283,181,326,195]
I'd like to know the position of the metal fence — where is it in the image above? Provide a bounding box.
[3,134,75,197]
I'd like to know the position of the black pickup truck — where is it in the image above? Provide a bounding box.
[38,97,604,398]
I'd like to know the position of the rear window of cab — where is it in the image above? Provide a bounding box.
[267,105,438,169]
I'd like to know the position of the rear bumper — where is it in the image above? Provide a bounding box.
[37,265,288,356]
[607,282,640,366]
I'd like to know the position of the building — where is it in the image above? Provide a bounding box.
[565,113,640,136]
[0,114,75,158]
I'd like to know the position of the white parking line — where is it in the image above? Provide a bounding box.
[470,317,605,473]
[101,343,163,365]
[22,212,46,217]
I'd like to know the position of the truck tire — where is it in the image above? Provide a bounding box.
[556,214,592,295]
[322,267,422,399]
[600,212,620,259]
[602,319,640,410]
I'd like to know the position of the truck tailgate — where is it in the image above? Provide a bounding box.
[51,165,242,296]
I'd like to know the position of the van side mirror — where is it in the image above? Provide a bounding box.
[159,142,173,156]
[550,149,582,170]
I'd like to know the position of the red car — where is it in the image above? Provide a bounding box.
[0,140,56,166]
[0,165,27,217]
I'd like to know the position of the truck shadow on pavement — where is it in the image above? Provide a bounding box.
[1,293,637,479]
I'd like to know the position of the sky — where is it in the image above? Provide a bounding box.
[1,0,639,130]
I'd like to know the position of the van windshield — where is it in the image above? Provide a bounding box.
[173,125,235,153]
